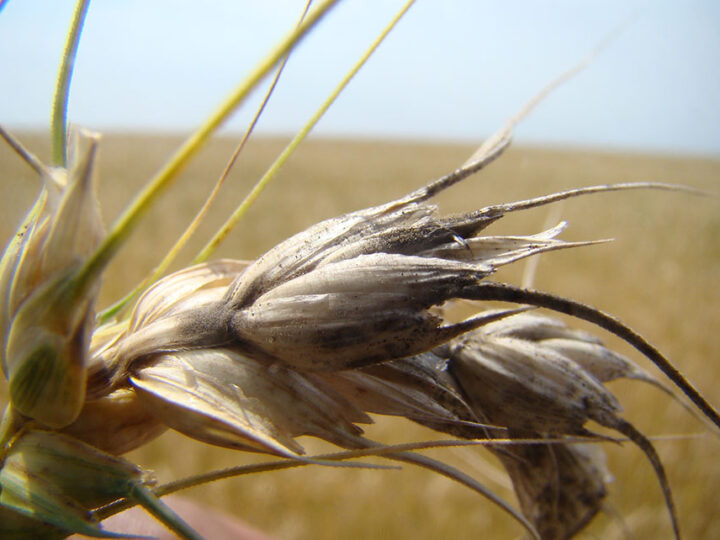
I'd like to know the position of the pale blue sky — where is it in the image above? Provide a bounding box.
[1,1,719,155]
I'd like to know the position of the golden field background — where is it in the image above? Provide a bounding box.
[1,134,719,539]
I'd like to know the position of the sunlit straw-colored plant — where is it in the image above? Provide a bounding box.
[1,1,718,539]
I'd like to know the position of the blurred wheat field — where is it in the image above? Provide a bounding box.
[1,134,719,539]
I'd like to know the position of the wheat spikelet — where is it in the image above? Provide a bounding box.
[1,3,717,540]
